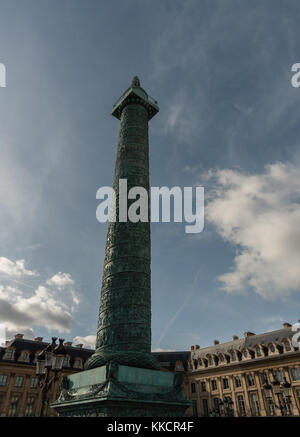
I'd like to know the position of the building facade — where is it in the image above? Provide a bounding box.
[0,335,95,417]
[2,322,300,417]
[186,323,300,417]
[0,334,189,417]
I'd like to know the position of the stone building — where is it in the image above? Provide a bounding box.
[2,322,299,417]
[0,334,189,417]
[0,335,94,417]
[186,322,300,417]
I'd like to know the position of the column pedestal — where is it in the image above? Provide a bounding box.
[51,363,190,417]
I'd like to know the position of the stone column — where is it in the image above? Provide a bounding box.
[85,77,159,371]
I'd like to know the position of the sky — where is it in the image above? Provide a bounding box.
[1,0,300,351]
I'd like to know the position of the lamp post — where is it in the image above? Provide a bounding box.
[223,398,234,417]
[218,398,234,417]
[281,377,292,415]
[272,376,285,416]
[36,338,66,417]
[263,373,293,416]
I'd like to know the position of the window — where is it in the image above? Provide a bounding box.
[24,396,35,417]
[213,397,221,411]
[201,381,206,392]
[176,361,183,371]
[20,351,28,361]
[14,376,24,387]
[231,351,237,361]
[284,341,291,351]
[235,376,242,388]
[261,372,268,384]
[237,395,246,416]
[250,393,260,416]
[192,400,198,417]
[0,375,8,386]
[243,350,248,358]
[248,374,255,386]
[31,377,39,388]
[8,396,19,417]
[4,349,13,360]
[63,356,69,367]
[256,347,261,357]
[202,399,209,417]
[219,355,224,362]
[275,370,283,382]
[270,344,275,353]
[191,383,196,393]
[223,378,229,389]
[74,359,82,369]
[292,368,300,381]
[211,380,217,391]
[208,356,213,366]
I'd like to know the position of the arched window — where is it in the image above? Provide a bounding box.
[284,341,291,351]
[231,351,237,361]
[63,356,70,367]
[269,344,275,353]
[208,355,213,366]
[74,359,82,369]
[19,351,29,362]
[243,350,248,358]
[256,347,261,357]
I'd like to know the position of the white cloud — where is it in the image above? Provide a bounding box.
[0,257,38,277]
[0,257,80,334]
[205,162,300,299]
[152,348,175,352]
[73,335,96,349]
[46,272,74,289]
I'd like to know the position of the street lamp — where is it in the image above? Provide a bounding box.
[263,380,275,416]
[36,338,67,417]
[223,398,234,416]
[281,377,292,415]
[272,376,285,416]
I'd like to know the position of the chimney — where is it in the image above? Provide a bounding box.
[244,331,255,337]
[283,322,292,329]
[191,346,195,351]
[233,335,239,340]
[15,334,24,339]
[34,337,43,342]
[214,340,219,345]
[64,342,72,347]
[75,344,83,348]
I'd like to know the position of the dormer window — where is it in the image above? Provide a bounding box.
[231,351,237,361]
[4,349,13,360]
[284,341,291,351]
[63,356,69,367]
[74,359,82,369]
[244,350,248,358]
[270,344,275,353]
[256,347,261,357]
[208,356,213,366]
[19,351,29,362]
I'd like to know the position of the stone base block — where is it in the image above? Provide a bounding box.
[51,363,191,417]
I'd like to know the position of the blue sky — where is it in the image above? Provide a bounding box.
[1,0,300,351]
